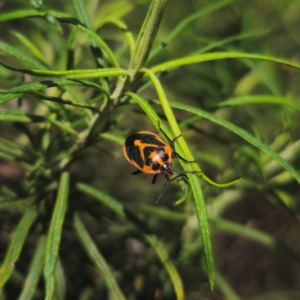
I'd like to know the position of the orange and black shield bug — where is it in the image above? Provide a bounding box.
[123,123,198,203]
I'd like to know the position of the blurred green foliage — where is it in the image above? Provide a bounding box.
[0,0,300,299]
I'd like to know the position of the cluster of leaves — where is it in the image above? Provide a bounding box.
[0,0,300,299]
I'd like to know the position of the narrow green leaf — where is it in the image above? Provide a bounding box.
[210,95,300,113]
[211,218,300,263]
[94,1,134,26]
[28,0,63,32]
[0,78,106,95]
[126,91,215,289]
[76,183,185,300]
[11,31,47,65]
[0,206,37,288]
[29,0,44,10]
[73,0,94,30]
[18,237,46,300]
[0,137,34,156]
[151,52,300,73]
[149,0,235,60]
[0,41,47,70]
[76,24,120,68]
[73,0,106,67]
[76,183,124,216]
[145,235,184,300]
[44,172,69,300]
[54,259,66,300]
[128,0,168,79]
[46,117,79,136]
[0,136,35,162]
[98,19,135,58]
[162,100,300,183]
[0,198,36,211]
[194,29,270,55]
[0,10,45,22]
[0,110,32,123]
[99,132,125,145]
[128,204,188,222]
[0,61,128,79]
[0,93,22,105]
[73,214,126,300]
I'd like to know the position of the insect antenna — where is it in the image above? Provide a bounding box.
[155,170,202,204]
[155,176,170,204]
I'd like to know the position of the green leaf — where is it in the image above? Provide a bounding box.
[0,93,22,105]
[161,100,300,183]
[55,259,67,300]
[128,203,188,222]
[0,197,36,211]
[0,110,33,123]
[73,213,126,300]
[0,206,37,288]
[0,40,47,69]
[128,0,168,79]
[72,0,94,30]
[11,30,47,65]
[44,172,69,300]
[97,19,135,58]
[0,61,128,79]
[75,24,120,68]
[99,132,125,145]
[211,218,300,263]
[18,237,46,300]
[149,0,235,60]
[0,10,45,22]
[151,52,300,73]
[76,183,185,300]
[0,78,106,94]
[73,0,107,67]
[210,95,300,113]
[193,29,270,55]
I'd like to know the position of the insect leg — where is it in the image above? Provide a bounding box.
[158,121,173,144]
[152,174,159,184]
[171,136,195,163]
[132,170,142,175]
[174,151,195,163]
[157,120,195,163]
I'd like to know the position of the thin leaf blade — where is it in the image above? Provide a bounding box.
[73,213,126,300]
[44,172,69,300]
[0,207,37,288]
[76,183,185,300]
[151,52,300,73]
[162,100,300,183]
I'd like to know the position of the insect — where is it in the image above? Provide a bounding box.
[123,123,198,203]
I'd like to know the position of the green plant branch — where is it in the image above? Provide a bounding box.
[97,19,135,58]
[126,89,215,289]
[128,0,168,80]
[151,52,300,73]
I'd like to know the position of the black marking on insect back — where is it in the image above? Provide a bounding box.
[151,162,160,171]
[139,133,165,146]
[161,153,169,162]
[125,133,142,147]
[145,157,153,166]
[125,146,144,168]
[143,146,158,160]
